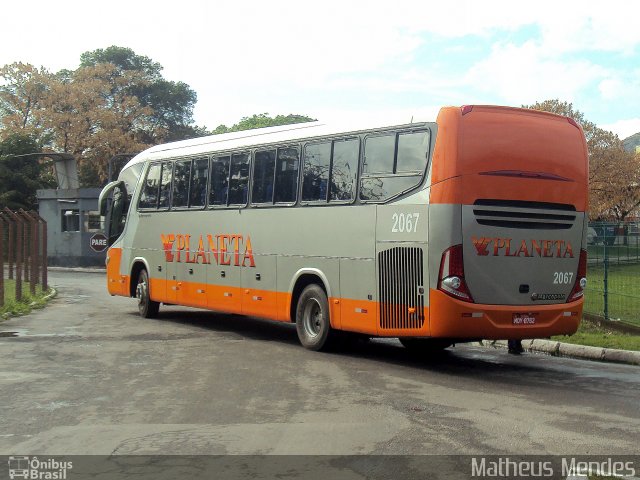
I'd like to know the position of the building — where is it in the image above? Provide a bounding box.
[36,187,106,267]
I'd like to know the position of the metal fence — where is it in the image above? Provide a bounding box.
[0,208,48,308]
[585,221,640,326]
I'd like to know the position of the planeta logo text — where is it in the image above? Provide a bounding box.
[161,233,256,267]
[472,237,574,258]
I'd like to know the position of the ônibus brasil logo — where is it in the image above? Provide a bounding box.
[8,456,73,479]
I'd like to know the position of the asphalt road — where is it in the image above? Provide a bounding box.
[0,271,638,457]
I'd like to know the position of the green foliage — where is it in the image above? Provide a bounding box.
[79,46,202,143]
[583,262,640,327]
[1,46,208,188]
[553,319,640,351]
[1,280,52,317]
[213,113,316,134]
[80,46,163,78]
[0,133,55,210]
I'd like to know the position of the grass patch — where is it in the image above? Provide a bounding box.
[1,279,53,318]
[587,243,640,263]
[553,319,640,351]
[584,262,640,327]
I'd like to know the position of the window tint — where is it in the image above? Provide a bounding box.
[396,131,429,172]
[189,157,209,208]
[302,142,331,202]
[172,160,191,208]
[360,176,421,202]
[228,153,250,205]
[139,163,162,209]
[330,138,359,202]
[363,134,394,174]
[210,155,230,206]
[158,161,172,209]
[274,147,299,203]
[252,149,276,204]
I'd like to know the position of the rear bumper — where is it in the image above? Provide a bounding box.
[429,288,582,339]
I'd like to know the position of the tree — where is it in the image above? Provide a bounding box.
[523,99,640,221]
[0,62,52,140]
[79,46,203,142]
[0,47,206,187]
[41,63,155,185]
[213,113,316,134]
[0,133,56,211]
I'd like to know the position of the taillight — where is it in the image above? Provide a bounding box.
[568,249,587,301]
[438,245,474,302]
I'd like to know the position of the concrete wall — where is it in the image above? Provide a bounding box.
[37,188,106,267]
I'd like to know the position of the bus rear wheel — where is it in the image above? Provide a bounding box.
[136,269,159,318]
[295,284,334,351]
[399,338,452,352]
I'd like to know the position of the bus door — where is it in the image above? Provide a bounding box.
[99,180,128,248]
[100,180,129,296]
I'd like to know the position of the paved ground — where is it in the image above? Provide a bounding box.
[0,271,638,456]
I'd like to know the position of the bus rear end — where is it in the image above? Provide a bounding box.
[429,105,588,340]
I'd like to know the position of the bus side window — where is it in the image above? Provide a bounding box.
[330,138,359,202]
[252,149,276,204]
[229,153,249,205]
[158,161,173,209]
[396,131,429,172]
[359,129,430,202]
[360,176,422,201]
[363,134,394,174]
[189,156,209,208]
[274,146,299,204]
[302,142,330,202]
[172,159,191,208]
[138,162,162,209]
[210,155,230,207]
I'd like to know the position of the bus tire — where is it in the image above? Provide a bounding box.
[399,338,452,352]
[295,284,334,351]
[136,269,159,318]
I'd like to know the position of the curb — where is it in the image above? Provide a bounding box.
[1,287,57,321]
[48,267,106,274]
[482,339,640,366]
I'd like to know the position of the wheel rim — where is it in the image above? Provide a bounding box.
[137,275,148,308]
[302,298,323,338]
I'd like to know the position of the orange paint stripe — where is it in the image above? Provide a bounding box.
[106,248,128,296]
[108,266,581,339]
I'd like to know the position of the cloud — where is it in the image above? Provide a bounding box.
[464,41,608,105]
[2,0,640,129]
[601,119,640,140]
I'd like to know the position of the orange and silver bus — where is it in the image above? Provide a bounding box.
[99,105,588,351]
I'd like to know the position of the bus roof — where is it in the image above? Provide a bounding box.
[121,117,433,171]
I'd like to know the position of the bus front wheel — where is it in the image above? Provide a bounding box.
[295,284,334,351]
[136,269,160,318]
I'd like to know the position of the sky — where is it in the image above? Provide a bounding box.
[2,0,640,138]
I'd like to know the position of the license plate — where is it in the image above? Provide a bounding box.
[512,313,536,325]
